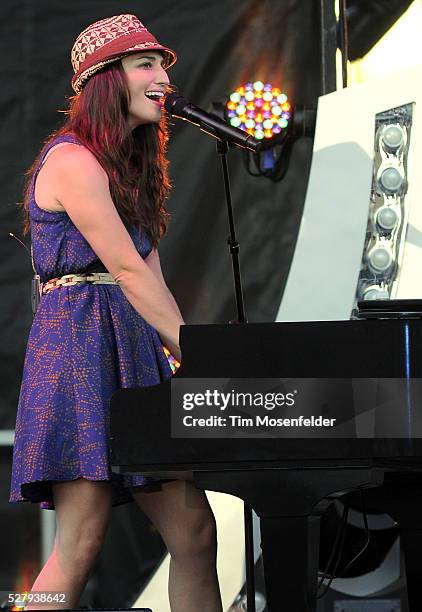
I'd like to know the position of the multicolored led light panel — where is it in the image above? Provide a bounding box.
[226,81,291,140]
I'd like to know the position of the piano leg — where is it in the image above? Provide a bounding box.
[349,472,422,612]
[194,468,384,612]
[362,474,422,612]
[259,514,321,612]
[400,528,422,612]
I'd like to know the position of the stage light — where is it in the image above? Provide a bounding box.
[380,124,406,152]
[210,82,315,181]
[236,104,247,116]
[225,81,292,143]
[376,206,399,231]
[377,165,404,194]
[368,245,393,272]
[354,104,412,307]
[363,285,390,300]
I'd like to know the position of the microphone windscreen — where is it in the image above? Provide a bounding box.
[164,93,188,116]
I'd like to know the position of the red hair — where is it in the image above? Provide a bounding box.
[21,61,171,248]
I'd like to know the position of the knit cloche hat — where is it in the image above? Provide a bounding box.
[71,14,177,93]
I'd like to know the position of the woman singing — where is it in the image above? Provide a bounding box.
[9,13,222,612]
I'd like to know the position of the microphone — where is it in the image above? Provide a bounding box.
[164,93,261,153]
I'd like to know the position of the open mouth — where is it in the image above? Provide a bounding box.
[145,91,165,106]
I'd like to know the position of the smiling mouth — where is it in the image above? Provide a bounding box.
[145,91,165,106]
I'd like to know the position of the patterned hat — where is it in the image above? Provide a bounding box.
[71,14,177,93]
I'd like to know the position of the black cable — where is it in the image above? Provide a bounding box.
[317,499,350,598]
[338,488,370,577]
[253,148,263,175]
[243,149,261,177]
[242,131,292,181]
[269,136,295,182]
[317,488,371,599]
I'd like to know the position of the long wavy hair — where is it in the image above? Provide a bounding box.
[21,61,171,248]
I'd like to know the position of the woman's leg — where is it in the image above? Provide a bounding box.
[26,478,112,610]
[132,480,222,612]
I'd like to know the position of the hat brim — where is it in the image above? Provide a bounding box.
[72,45,176,94]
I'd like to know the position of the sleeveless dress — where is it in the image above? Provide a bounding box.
[9,133,173,510]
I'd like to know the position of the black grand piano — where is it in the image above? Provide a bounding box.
[110,318,422,612]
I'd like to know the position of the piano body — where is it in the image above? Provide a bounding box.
[110,320,422,612]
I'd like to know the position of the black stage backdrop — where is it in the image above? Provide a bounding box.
[0,3,333,601]
[0,2,414,605]
[0,0,330,428]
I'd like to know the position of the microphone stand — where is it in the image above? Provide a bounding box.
[217,140,246,324]
[216,138,256,612]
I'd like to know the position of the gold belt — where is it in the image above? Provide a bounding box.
[42,273,117,295]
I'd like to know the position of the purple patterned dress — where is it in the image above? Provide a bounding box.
[9,133,172,510]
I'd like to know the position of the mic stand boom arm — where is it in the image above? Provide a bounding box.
[178,106,260,153]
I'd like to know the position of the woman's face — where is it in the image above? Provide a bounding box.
[121,51,170,130]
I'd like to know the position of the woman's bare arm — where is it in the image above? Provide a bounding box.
[144,249,184,321]
[45,144,183,360]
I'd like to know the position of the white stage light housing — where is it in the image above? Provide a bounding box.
[356,103,412,306]
[277,65,422,322]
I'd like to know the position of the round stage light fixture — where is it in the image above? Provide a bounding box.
[362,285,390,300]
[226,82,292,143]
[377,165,404,194]
[380,124,406,153]
[376,206,399,231]
[212,85,315,181]
[368,245,394,273]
